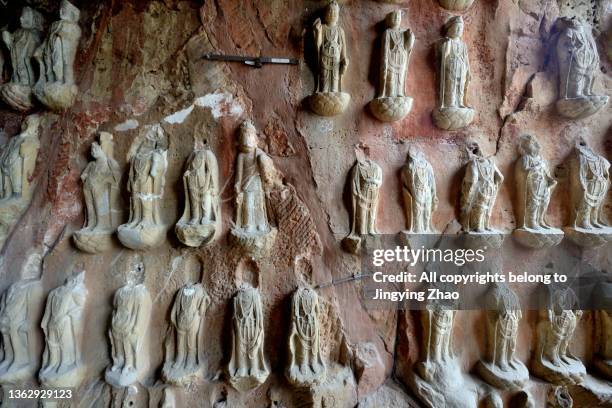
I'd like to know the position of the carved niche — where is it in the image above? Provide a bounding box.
[0,6,45,111]
[33,0,82,111]
[401,147,437,234]
[117,124,168,251]
[39,270,87,389]
[308,1,350,116]
[552,17,608,119]
[369,10,414,122]
[228,285,269,392]
[593,281,612,380]
[105,262,152,388]
[513,134,564,249]
[73,132,122,253]
[432,16,475,130]
[175,143,220,248]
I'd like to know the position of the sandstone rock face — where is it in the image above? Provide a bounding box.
[0,0,610,407]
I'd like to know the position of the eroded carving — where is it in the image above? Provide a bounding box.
[175,144,220,247]
[476,283,529,390]
[162,283,210,386]
[513,134,564,248]
[118,124,168,250]
[369,11,414,122]
[438,0,475,12]
[287,286,325,387]
[432,16,475,130]
[39,270,87,388]
[228,285,269,392]
[105,262,152,388]
[401,147,437,234]
[593,281,612,380]
[552,17,608,119]
[564,135,612,248]
[33,0,81,111]
[73,132,122,253]
[0,7,44,111]
[308,1,350,116]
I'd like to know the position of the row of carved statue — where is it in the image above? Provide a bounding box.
[0,256,610,401]
[308,3,608,126]
[0,1,81,111]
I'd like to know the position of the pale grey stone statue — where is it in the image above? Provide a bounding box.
[513,134,564,248]
[0,253,42,384]
[369,11,414,122]
[175,143,220,248]
[532,287,586,385]
[438,0,475,12]
[401,147,437,234]
[105,262,152,388]
[228,285,269,392]
[309,1,350,116]
[432,16,475,130]
[1,7,44,111]
[73,132,122,253]
[39,270,87,388]
[564,135,612,248]
[553,17,608,119]
[286,286,325,387]
[33,0,82,111]
[118,124,168,250]
[476,283,529,390]
[162,283,210,386]
[230,121,279,258]
[593,281,612,380]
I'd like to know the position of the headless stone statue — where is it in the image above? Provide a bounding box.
[401,147,437,234]
[369,11,414,122]
[286,286,326,387]
[230,121,278,258]
[308,1,350,116]
[438,0,475,12]
[564,135,612,248]
[513,134,564,248]
[73,132,122,253]
[593,281,612,380]
[105,262,152,388]
[476,283,529,390]
[553,17,608,119]
[0,253,42,384]
[532,286,586,385]
[176,144,220,247]
[432,16,475,130]
[118,124,168,250]
[0,7,45,111]
[33,0,82,111]
[39,270,87,388]
[228,285,269,392]
[162,283,210,386]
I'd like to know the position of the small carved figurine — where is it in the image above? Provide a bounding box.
[401,147,437,234]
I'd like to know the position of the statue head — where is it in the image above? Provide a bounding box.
[407,145,424,163]
[90,142,105,160]
[59,0,80,23]
[141,123,167,151]
[21,253,42,280]
[324,1,340,25]
[386,10,402,29]
[21,114,41,136]
[126,261,145,286]
[67,269,86,288]
[444,16,464,38]
[239,120,258,152]
[20,7,44,31]
[465,140,483,159]
[518,134,540,156]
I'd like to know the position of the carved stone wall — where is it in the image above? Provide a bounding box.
[0,0,610,407]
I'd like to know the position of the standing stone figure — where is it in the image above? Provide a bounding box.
[369,11,414,122]
[33,0,81,111]
[73,133,121,253]
[593,281,612,379]
[286,286,325,387]
[476,283,529,390]
[0,7,44,111]
[0,254,42,384]
[228,285,269,392]
[39,270,87,388]
[162,283,210,386]
[460,141,504,247]
[532,286,585,385]
[513,134,563,248]
[309,1,350,116]
[401,147,437,234]
[105,262,152,388]
[175,144,220,247]
[553,17,608,119]
[230,121,279,258]
[118,124,168,250]
[432,16,475,130]
[564,135,612,247]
